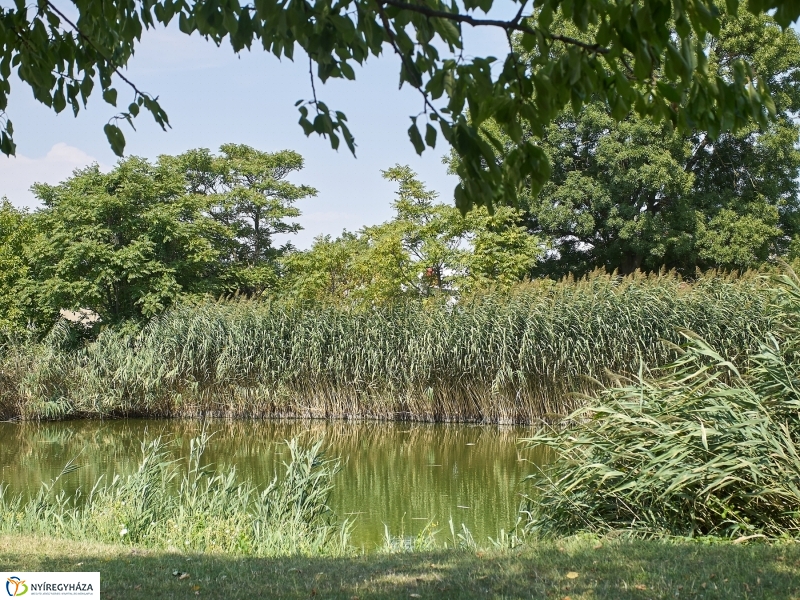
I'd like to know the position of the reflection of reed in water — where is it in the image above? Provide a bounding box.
[0,419,550,546]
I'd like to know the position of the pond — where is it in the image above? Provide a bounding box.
[0,419,547,549]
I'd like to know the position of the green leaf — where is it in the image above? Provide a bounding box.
[453,182,471,213]
[0,132,15,156]
[103,88,118,107]
[53,87,66,114]
[408,120,425,155]
[656,82,681,104]
[104,124,126,156]
[339,61,356,80]
[425,123,437,148]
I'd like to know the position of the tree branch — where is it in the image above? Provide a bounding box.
[374,3,447,124]
[377,0,609,55]
[44,1,152,102]
[308,55,321,115]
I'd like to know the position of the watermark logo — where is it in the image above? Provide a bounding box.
[1,573,98,599]
[5,577,28,597]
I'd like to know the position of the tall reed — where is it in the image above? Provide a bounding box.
[0,434,350,556]
[2,270,774,423]
[522,270,800,538]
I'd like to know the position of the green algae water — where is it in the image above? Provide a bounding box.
[0,419,546,548]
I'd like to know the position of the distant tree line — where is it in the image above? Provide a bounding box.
[0,144,315,329]
[0,147,540,330]
[1,11,799,332]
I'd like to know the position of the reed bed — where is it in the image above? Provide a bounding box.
[523,271,800,538]
[0,434,350,556]
[1,270,774,423]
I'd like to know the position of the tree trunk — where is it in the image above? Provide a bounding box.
[617,252,642,275]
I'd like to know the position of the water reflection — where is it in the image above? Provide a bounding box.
[0,419,547,548]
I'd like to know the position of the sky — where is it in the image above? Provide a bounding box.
[0,10,510,249]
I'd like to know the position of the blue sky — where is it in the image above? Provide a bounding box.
[0,11,510,248]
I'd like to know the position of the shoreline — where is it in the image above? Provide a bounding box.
[0,405,568,425]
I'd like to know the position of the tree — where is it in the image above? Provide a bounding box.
[0,0,791,210]
[282,232,369,303]
[514,11,800,276]
[23,157,230,323]
[378,164,468,294]
[0,200,31,334]
[462,206,542,288]
[285,166,466,304]
[169,144,316,293]
[284,166,540,303]
[21,145,313,323]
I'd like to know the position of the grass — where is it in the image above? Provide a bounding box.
[1,534,798,599]
[1,269,774,423]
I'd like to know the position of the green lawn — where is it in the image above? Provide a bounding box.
[1,535,798,599]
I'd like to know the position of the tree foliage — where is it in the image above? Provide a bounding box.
[514,11,800,276]
[0,0,792,208]
[0,145,542,329]
[0,200,30,334]
[283,165,541,304]
[168,144,315,293]
[24,159,228,323]
[17,144,311,324]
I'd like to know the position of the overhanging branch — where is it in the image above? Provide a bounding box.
[378,0,609,55]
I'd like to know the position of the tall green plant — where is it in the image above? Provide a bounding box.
[4,270,775,423]
[522,271,800,538]
[19,144,315,326]
[0,435,349,556]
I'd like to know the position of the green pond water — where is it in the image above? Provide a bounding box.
[0,419,547,549]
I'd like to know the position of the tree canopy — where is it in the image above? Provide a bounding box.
[15,144,312,324]
[25,159,228,323]
[0,200,31,332]
[167,144,315,293]
[1,0,794,210]
[283,165,540,304]
[0,144,542,331]
[514,11,800,276]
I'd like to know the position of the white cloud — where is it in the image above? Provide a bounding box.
[0,143,100,208]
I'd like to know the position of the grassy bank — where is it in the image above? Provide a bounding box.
[1,534,798,599]
[1,270,773,423]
